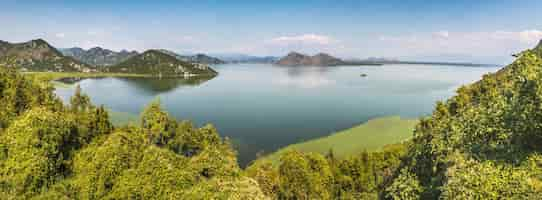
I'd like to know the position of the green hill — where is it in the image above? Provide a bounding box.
[0,39,92,72]
[107,50,218,77]
[382,39,542,199]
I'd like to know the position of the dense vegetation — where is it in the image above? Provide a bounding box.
[382,42,542,199]
[3,41,542,199]
[246,143,407,199]
[106,50,218,76]
[0,67,265,199]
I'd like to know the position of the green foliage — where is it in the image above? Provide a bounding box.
[384,169,422,200]
[440,154,539,199]
[383,43,542,198]
[278,151,334,200]
[107,50,218,76]
[0,66,266,199]
[245,160,280,198]
[0,108,77,198]
[0,67,62,129]
[69,85,92,113]
[140,99,176,145]
[247,144,406,199]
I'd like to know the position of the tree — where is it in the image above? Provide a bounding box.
[140,99,177,145]
[0,108,77,198]
[70,85,92,113]
[278,151,333,199]
[385,169,422,200]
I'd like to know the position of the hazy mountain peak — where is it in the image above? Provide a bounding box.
[157,49,225,64]
[286,51,304,56]
[60,46,138,66]
[277,52,345,66]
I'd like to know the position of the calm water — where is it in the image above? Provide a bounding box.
[55,64,501,166]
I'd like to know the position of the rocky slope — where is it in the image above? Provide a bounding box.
[107,50,218,76]
[61,47,138,66]
[0,39,92,72]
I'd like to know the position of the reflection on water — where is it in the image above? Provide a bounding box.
[57,75,215,95]
[116,76,215,95]
[55,64,501,166]
[275,67,337,88]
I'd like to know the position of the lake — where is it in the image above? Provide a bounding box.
[54,64,501,166]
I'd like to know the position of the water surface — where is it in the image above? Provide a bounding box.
[55,64,501,166]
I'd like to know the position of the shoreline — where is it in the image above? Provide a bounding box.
[25,71,218,82]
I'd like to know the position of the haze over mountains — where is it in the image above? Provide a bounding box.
[211,53,279,64]
[60,47,138,66]
[157,49,225,65]
[0,38,499,74]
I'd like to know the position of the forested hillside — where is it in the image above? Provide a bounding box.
[0,67,264,199]
[107,50,218,77]
[382,41,542,199]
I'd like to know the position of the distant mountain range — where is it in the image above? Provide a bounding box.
[61,47,225,66]
[349,57,499,67]
[211,53,279,64]
[106,50,218,77]
[60,47,138,66]
[0,38,501,74]
[0,39,92,72]
[157,49,225,65]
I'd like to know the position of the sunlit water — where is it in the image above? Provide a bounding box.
[55,64,501,166]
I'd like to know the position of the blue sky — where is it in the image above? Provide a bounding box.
[2,0,542,63]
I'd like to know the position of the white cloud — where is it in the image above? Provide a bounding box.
[488,30,542,43]
[519,30,542,43]
[433,30,449,38]
[376,30,542,63]
[269,34,336,45]
[55,33,66,38]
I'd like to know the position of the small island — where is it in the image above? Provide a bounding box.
[275,51,382,66]
[106,50,218,77]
